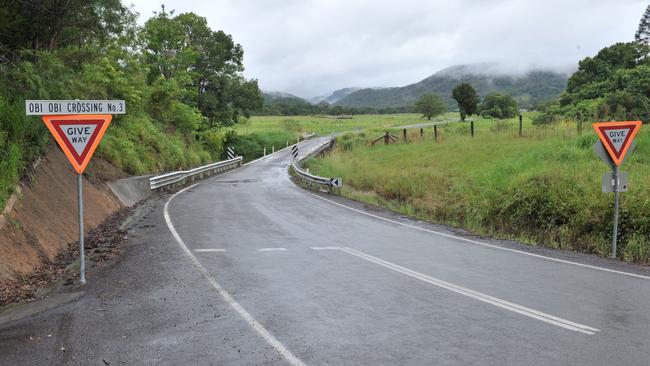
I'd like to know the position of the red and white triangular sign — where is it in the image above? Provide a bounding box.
[593,121,642,166]
[41,114,112,174]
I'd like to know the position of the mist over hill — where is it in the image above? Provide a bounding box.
[309,87,361,104]
[262,91,306,104]
[334,64,570,110]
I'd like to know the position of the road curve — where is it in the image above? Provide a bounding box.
[2,137,650,365]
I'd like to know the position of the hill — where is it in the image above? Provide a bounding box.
[334,64,570,110]
[262,91,309,104]
[310,87,361,104]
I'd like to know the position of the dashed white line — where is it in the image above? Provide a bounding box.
[258,248,288,252]
[338,246,600,335]
[307,193,650,280]
[164,184,306,366]
[194,249,226,253]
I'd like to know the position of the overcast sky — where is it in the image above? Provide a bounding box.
[127,0,648,98]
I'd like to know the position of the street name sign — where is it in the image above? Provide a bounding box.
[26,100,125,115]
[27,100,125,285]
[592,121,641,166]
[41,115,112,174]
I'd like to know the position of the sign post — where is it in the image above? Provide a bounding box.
[592,121,642,258]
[26,100,125,284]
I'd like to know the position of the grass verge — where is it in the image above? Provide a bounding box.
[307,116,650,263]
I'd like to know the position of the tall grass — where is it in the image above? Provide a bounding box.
[308,116,650,262]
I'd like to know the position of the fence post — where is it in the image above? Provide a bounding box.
[576,112,582,134]
[384,131,390,145]
[518,114,523,137]
[470,120,474,137]
[420,128,424,140]
[434,125,438,142]
[403,128,407,142]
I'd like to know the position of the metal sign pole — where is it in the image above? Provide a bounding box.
[78,173,86,284]
[611,165,620,259]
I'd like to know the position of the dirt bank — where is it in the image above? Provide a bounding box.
[0,143,126,286]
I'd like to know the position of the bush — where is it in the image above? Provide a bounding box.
[222,130,294,161]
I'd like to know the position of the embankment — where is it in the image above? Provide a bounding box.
[0,144,125,286]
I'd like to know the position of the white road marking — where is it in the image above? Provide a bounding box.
[308,193,650,280]
[194,249,226,253]
[337,246,600,335]
[258,248,288,252]
[310,246,341,250]
[164,184,306,366]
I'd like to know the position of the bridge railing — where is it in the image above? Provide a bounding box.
[289,140,341,193]
[150,157,243,190]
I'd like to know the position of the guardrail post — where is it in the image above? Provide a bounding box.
[518,114,523,137]
[434,125,438,142]
[470,120,474,137]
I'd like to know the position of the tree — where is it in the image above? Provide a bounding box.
[0,0,135,55]
[451,83,479,121]
[140,9,261,127]
[480,93,518,119]
[635,5,650,44]
[415,93,446,120]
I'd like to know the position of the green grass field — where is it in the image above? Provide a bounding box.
[237,113,460,138]
[307,114,650,263]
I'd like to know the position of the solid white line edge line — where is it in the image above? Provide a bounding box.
[307,193,650,280]
[164,183,306,366]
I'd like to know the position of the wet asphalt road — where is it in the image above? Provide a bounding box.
[2,137,650,365]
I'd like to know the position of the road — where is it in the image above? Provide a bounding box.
[2,137,650,365]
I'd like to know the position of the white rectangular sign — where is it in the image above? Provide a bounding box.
[25,100,126,115]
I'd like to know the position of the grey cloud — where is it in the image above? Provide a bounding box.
[129,0,647,98]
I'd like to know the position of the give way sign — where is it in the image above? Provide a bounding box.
[41,114,112,174]
[592,121,642,166]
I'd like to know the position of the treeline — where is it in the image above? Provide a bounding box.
[257,98,413,116]
[534,42,650,125]
[0,1,263,207]
[532,7,650,125]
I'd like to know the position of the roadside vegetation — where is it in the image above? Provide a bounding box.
[0,2,263,208]
[308,114,650,262]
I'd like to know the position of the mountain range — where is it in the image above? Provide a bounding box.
[263,63,571,111]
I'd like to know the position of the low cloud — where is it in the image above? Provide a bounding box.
[128,0,647,97]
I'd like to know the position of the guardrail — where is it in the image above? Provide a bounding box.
[290,140,341,193]
[150,156,243,190]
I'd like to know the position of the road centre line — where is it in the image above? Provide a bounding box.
[164,184,305,366]
[194,249,226,252]
[337,246,600,335]
[307,193,650,280]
